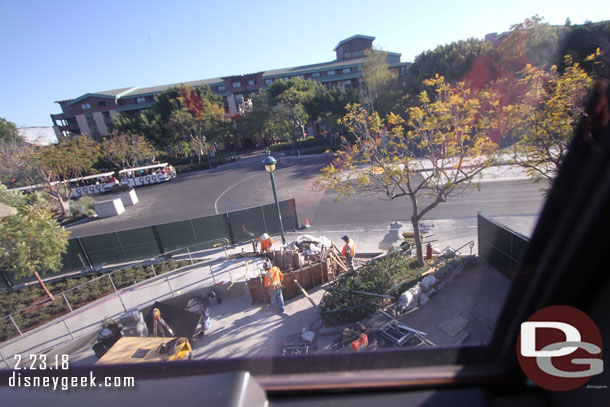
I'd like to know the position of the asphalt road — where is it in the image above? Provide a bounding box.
[66,154,546,237]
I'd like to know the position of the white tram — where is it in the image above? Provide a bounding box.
[118,163,176,188]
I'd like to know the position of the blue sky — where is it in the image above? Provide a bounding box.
[1,0,609,128]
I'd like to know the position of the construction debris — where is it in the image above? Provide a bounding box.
[246,235,353,305]
[301,330,316,343]
[293,279,319,310]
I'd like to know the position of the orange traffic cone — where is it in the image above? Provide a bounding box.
[304,218,311,228]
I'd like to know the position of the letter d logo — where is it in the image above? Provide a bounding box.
[520,322,581,357]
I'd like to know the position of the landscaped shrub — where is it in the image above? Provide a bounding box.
[70,196,96,217]
[319,252,422,324]
[269,136,330,152]
[173,152,236,174]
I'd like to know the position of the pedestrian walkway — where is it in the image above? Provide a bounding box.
[0,244,267,369]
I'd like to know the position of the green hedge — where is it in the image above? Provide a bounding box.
[269,136,332,152]
[174,153,237,174]
[0,259,192,342]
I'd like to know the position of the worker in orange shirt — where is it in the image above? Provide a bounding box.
[341,235,356,272]
[263,262,284,312]
[257,233,274,255]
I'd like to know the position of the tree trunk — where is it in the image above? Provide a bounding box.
[31,266,54,301]
[411,215,424,266]
[409,194,425,266]
[58,196,71,219]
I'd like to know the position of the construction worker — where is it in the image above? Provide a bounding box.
[263,262,284,312]
[341,235,356,272]
[257,233,274,255]
[152,308,174,337]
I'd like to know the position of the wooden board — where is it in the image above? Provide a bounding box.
[95,337,191,365]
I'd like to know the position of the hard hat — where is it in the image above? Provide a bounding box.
[262,233,269,239]
[342,235,350,241]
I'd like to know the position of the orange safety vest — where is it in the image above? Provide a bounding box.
[260,236,274,251]
[264,266,283,288]
[342,239,356,257]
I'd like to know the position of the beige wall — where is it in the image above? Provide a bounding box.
[93,112,108,135]
[75,114,90,137]
[227,95,238,115]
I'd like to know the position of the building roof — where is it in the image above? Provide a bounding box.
[263,57,368,78]
[126,77,223,97]
[94,87,138,97]
[56,87,139,104]
[333,35,375,51]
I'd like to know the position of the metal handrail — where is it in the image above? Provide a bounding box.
[0,237,233,330]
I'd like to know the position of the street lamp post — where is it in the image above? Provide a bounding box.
[262,150,286,245]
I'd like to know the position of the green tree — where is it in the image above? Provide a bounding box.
[165,86,230,162]
[401,39,492,99]
[245,78,355,149]
[0,117,22,145]
[318,76,502,266]
[555,20,610,73]
[507,56,593,182]
[242,92,274,145]
[270,87,310,151]
[101,132,157,169]
[362,48,398,115]
[114,84,230,155]
[0,137,101,217]
[496,16,559,72]
[0,185,68,298]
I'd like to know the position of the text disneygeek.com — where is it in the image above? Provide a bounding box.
[9,371,135,391]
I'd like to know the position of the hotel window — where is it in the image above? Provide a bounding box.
[218,85,226,92]
[248,79,256,86]
[342,68,351,74]
[137,97,146,104]
[327,70,335,76]
[312,72,320,79]
[234,93,244,105]
[81,103,91,110]
[232,82,241,88]
[102,111,111,120]
[98,101,106,107]
[265,79,273,86]
[344,80,352,89]
[86,114,94,121]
